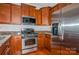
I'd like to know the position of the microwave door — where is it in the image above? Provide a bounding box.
[23,17,29,24]
[30,18,36,23]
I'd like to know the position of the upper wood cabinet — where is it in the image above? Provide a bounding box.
[41,7,51,25]
[29,6,36,17]
[21,4,30,16]
[51,3,71,13]
[0,3,11,23]
[35,9,42,25]
[11,4,21,24]
[21,4,36,17]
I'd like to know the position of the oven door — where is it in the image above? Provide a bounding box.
[22,37,37,50]
[30,18,36,23]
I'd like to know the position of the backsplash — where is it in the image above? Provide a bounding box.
[0,24,21,31]
[21,25,51,31]
[0,24,51,31]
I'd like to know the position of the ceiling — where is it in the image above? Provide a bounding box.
[12,3,57,9]
[26,3,57,9]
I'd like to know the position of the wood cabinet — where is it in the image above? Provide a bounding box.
[44,34,51,51]
[51,3,71,13]
[38,32,51,50]
[38,32,45,49]
[22,4,36,17]
[36,7,51,25]
[0,3,21,24]
[0,38,10,55]
[10,35,21,55]
[41,7,51,25]
[35,9,42,25]
[0,3,11,23]
[29,6,36,17]
[11,4,21,24]
[21,4,30,16]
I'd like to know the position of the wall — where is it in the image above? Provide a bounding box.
[0,24,21,31]
[0,24,51,32]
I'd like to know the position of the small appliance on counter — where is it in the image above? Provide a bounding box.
[21,28,38,54]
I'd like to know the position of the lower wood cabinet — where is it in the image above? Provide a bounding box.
[44,34,51,51]
[0,38,10,55]
[0,35,22,55]
[9,35,22,55]
[38,32,45,49]
[38,32,51,50]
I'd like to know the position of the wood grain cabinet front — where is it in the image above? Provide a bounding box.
[0,39,10,55]
[11,4,21,24]
[41,7,51,25]
[9,35,22,55]
[38,33,51,51]
[21,4,30,17]
[29,6,36,17]
[0,3,11,23]
[51,3,71,13]
[44,34,51,51]
[38,33,45,49]
[22,4,36,17]
[35,9,42,25]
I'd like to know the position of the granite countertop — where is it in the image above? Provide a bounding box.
[0,35,11,47]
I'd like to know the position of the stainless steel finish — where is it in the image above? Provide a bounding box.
[22,28,38,49]
[52,4,79,48]
[22,37,38,49]
[61,4,79,48]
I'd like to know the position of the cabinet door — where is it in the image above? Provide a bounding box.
[0,3,11,23]
[0,39,10,55]
[35,9,42,25]
[41,7,51,25]
[10,35,22,55]
[38,33,45,49]
[11,4,21,24]
[44,34,51,51]
[22,4,30,16]
[29,6,36,17]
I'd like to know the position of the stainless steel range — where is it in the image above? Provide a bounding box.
[22,28,38,54]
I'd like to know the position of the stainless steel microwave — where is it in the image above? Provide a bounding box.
[22,16,36,25]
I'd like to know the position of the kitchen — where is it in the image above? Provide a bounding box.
[0,3,79,55]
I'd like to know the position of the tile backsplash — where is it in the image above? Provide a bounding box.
[0,24,51,31]
[0,24,21,31]
[21,25,51,31]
